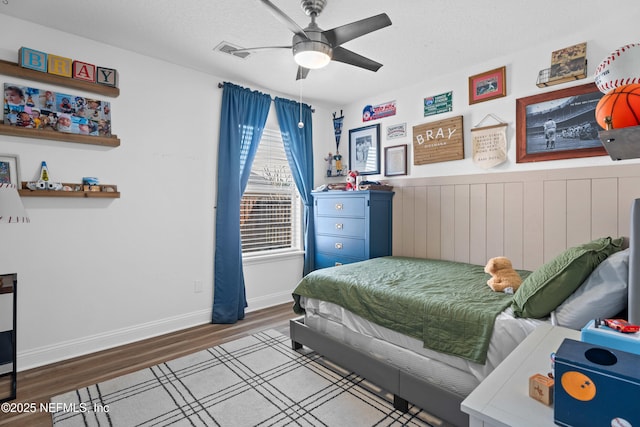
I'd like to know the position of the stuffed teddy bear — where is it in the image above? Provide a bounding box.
[345,170,358,190]
[484,256,522,294]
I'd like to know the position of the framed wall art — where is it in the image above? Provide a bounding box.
[469,66,507,104]
[0,154,20,185]
[516,82,606,163]
[412,116,464,165]
[386,123,406,140]
[384,144,407,176]
[349,123,380,175]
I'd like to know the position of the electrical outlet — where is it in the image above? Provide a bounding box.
[194,280,203,293]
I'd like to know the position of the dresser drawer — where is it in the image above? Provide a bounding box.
[315,216,365,238]
[316,195,366,217]
[316,235,365,258]
[315,253,363,269]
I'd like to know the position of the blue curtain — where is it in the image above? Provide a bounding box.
[274,97,315,275]
[213,82,271,324]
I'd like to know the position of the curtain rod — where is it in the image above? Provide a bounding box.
[217,82,314,112]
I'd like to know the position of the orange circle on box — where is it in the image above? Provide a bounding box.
[561,371,597,401]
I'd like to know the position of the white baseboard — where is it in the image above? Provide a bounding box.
[18,292,294,371]
[17,308,212,371]
[246,291,293,313]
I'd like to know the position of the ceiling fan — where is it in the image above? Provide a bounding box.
[233,0,392,80]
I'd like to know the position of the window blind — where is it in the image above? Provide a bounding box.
[241,129,301,254]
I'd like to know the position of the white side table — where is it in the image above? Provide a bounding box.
[461,324,580,427]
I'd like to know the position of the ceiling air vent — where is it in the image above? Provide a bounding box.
[214,42,251,59]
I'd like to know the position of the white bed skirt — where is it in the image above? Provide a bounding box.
[301,297,545,397]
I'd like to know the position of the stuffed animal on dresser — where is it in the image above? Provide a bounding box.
[345,170,359,190]
[484,256,522,294]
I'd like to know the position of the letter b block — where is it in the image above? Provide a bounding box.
[19,47,48,72]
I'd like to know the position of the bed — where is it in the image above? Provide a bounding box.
[289,198,640,427]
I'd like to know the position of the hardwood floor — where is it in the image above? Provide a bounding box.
[0,303,298,427]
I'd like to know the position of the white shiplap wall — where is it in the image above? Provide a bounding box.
[388,164,640,270]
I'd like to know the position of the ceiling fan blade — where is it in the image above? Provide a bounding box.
[296,66,310,80]
[323,13,392,47]
[331,46,383,72]
[259,0,309,40]
[229,45,291,53]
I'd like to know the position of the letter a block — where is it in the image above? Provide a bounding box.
[48,54,73,77]
[96,66,117,87]
[19,47,48,72]
[73,61,96,82]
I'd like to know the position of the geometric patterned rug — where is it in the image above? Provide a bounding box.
[50,329,437,426]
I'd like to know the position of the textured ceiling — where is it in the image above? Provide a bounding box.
[1,0,638,106]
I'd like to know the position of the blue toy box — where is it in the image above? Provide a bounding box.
[554,338,639,427]
[581,319,640,355]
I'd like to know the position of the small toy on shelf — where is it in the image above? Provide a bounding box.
[324,152,333,177]
[26,161,63,190]
[333,151,343,175]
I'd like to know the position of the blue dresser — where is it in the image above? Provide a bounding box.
[312,190,394,269]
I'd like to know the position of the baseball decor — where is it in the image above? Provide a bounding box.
[594,43,640,94]
[594,84,640,130]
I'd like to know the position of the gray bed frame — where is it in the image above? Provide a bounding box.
[289,198,640,427]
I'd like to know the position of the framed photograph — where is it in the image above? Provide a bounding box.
[3,83,112,136]
[0,154,20,185]
[349,123,380,175]
[384,144,407,176]
[550,42,587,80]
[469,66,507,104]
[516,83,606,163]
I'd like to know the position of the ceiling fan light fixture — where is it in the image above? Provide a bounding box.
[293,41,332,69]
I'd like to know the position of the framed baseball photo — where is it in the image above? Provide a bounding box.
[516,83,606,163]
[469,66,506,104]
[349,123,380,175]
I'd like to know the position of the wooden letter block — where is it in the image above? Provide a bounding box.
[19,47,48,72]
[48,54,73,77]
[96,66,117,87]
[529,373,554,405]
[72,61,96,82]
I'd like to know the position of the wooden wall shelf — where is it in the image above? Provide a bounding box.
[0,123,119,147]
[19,182,120,198]
[0,59,119,97]
[536,60,587,88]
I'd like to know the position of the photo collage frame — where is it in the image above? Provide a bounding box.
[3,83,111,136]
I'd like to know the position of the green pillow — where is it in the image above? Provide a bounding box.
[512,237,624,318]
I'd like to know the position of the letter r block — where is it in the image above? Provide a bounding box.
[19,47,48,72]
[48,54,73,77]
[73,61,96,82]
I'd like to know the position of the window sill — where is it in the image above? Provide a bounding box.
[242,249,305,265]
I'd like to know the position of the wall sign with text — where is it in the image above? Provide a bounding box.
[412,116,464,165]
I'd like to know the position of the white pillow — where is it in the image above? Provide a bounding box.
[553,248,629,330]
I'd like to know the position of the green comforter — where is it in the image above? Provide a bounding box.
[293,256,531,364]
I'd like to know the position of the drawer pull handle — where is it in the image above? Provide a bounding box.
[335,223,343,230]
[335,243,343,250]
[335,203,343,210]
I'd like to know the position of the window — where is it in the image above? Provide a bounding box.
[240,128,302,255]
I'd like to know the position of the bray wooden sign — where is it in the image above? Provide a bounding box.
[412,116,464,165]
